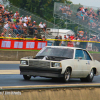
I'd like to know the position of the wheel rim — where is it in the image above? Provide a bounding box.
[65,69,70,81]
[90,69,94,79]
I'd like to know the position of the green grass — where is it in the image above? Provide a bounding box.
[89,51,100,54]
[0,49,100,54]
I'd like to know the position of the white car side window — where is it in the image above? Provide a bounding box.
[83,50,92,60]
[75,49,85,59]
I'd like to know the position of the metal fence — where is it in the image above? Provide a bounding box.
[6,4,55,28]
[1,3,59,38]
[54,2,100,36]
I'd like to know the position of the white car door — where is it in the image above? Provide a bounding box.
[72,49,90,77]
[82,50,92,76]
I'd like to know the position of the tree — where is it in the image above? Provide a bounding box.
[8,0,72,22]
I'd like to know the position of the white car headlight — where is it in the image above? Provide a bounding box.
[51,62,62,67]
[20,60,28,65]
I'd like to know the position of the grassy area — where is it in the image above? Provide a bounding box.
[0,49,100,54]
[89,51,100,54]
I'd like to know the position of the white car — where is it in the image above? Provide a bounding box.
[19,46,100,82]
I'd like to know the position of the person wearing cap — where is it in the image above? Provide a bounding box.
[14,11,18,17]
[8,34,11,37]
[19,16,24,23]
[32,21,36,26]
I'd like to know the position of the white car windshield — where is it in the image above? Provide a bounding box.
[36,47,74,59]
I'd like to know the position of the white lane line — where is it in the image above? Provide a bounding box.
[0,70,20,74]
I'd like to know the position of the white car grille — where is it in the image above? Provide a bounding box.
[29,60,50,68]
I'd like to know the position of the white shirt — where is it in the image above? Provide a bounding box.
[76,38,80,45]
[4,23,9,29]
[23,23,27,27]
[39,23,44,28]
[24,17,28,22]
[43,23,46,28]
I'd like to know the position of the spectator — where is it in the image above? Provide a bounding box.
[32,21,36,26]
[16,17,19,23]
[13,17,16,23]
[61,35,67,46]
[12,22,21,34]
[34,29,38,37]
[33,35,38,40]
[19,17,24,23]
[16,22,21,34]
[81,12,85,20]
[97,9,100,16]
[84,7,88,12]
[58,35,62,46]
[43,22,47,32]
[24,15,29,24]
[8,34,11,37]
[42,35,46,41]
[14,11,18,18]
[16,34,20,38]
[39,22,43,28]
[1,32,4,37]
[76,37,80,47]
[28,16,31,22]
[8,16,12,22]
[54,36,60,46]
[3,21,9,33]
[28,23,34,37]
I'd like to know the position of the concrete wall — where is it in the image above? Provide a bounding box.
[0,50,100,61]
[0,51,39,61]
[0,86,100,100]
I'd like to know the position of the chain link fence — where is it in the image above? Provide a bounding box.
[0,2,58,38]
[54,2,100,36]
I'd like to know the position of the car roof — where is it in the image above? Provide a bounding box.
[46,46,83,50]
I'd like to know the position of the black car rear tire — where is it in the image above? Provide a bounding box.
[80,69,94,82]
[86,69,94,82]
[23,75,31,80]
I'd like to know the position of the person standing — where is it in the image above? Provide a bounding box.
[54,36,60,46]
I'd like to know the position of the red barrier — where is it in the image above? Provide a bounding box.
[0,39,47,50]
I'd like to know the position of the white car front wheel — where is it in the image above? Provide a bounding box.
[63,68,70,82]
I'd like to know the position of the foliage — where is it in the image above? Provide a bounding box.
[8,0,72,23]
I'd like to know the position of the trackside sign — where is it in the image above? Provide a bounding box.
[0,39,47,50]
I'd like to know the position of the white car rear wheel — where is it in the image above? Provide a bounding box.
[80,69,94,82]
[86,69,94,82]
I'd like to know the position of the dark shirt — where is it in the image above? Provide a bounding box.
[54,36,60,46]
